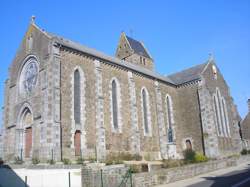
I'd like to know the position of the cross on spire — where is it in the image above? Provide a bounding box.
[31,15,36,24]
[208,52,214,62]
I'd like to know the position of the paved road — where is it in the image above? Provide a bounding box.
[156,162,250,187]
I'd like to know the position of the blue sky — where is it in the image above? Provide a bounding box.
[0,0,249,128]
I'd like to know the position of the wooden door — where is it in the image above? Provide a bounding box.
[74,131,81,156]
[25,127,32,158]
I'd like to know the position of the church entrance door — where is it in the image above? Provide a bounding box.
[74,130,81,156]
[25,127,32,158]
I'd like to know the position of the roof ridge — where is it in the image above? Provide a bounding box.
[48,32,175,85]
[168,62,208,77]
[167,62,208,85]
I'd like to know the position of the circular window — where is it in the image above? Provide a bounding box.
[20,57,39,94]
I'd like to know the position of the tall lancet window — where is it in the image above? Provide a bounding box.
[142,89,149,134]
[222,99,230,136]
[112,80,118,130]
[74,69,81,125]
[166,95,174,143]
[216,90,224,136]
[213,95,222,135]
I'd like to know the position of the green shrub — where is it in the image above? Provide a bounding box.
[63,158,71,165]
[119,152,133,161]
[32,157,40,165]
[241,149,248,155]
[129,165,141,173]
[117,152,142,161]
[194,153,208,163]
[227,154,240,159]
[88,157,96,163]
[183,149,208,163]
[144,153,154,161]
[247,150,250,154]
[162,159,184,168]
[133,154,143,161]
[47,159,55,165]
[105,152,142,165]
[105,153,123,165]
[14,156,24,165]
[183,149,196,163]
[76,157,84,164]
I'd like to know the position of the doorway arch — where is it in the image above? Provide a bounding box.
[16,104,33,159]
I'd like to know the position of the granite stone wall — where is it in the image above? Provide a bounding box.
[2,22,242,164]
[82,156,250,187]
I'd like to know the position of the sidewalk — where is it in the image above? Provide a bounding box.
[155,162,250,187]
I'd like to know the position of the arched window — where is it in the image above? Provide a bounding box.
[214,88,230,137]
[74,69,81,125]
[213,95,222,135]
[112,80,118,130]
[141,88,151,136]
[166,95,174,143]
[142,89,149,134]
[222,99,230,137]
[110,78,122,132]
[216,89,225,136]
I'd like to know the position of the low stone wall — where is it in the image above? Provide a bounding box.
[81,155,250,187]
[236,155,250,165]
[82,164,131,187]
[132,159,235,187]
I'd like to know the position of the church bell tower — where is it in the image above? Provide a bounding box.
[115,32,154,71]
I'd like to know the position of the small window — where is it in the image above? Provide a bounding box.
[212,65,217,79]
[143,58,146,65]
[185,140,192,150]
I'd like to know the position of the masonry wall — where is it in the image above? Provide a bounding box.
[175,83,204,155]
[60,50,97,159]
[2,24,61,161]
[59,47,183,160]
[202,63,242,156]
[81,155,250,187]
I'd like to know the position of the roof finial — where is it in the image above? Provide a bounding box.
[31,15,36,24]
[208,52,214,62]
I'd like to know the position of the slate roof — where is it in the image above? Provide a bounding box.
[48,32,175,85]
[168,63,208,85]
[44,26,208,87]
[126,35,151,59]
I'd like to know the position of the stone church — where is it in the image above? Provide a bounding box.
[1,18,242,162]
[241,99,250,149]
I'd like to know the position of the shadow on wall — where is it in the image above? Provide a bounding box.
[0,165,29,187]
[189,165,250,187]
